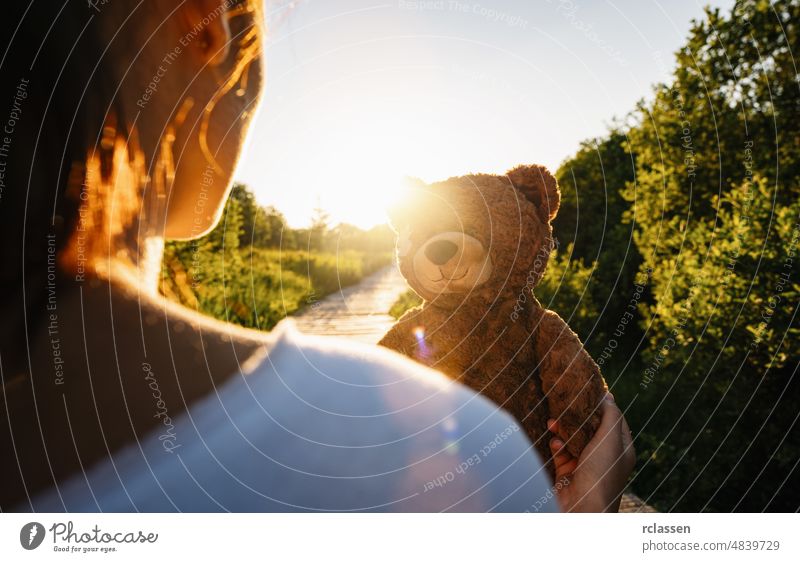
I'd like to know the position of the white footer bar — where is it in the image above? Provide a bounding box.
[1,513,797,560]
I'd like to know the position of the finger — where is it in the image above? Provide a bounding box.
[553,452,578,479]
[558,459,578,476]
[595,393,623,439]
[553,455,577,479]
[554,454,574,471]
[547,419,559,434]
[620,411,631,434]
[550,438,576,471]
[619,415,636,470]
[549,437,566,456]
[574,394,624,471]
[550,439,570,460]
[620,415,632,444]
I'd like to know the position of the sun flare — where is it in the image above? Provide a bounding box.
[236,63,523,230]
[314,140,407,229]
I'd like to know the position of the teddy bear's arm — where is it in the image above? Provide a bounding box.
[378,308,424,358]
[534,309,608,458]
[378,320,413,355]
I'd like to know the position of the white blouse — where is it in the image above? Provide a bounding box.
[24,321,556,512]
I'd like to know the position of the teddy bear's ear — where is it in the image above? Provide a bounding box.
[506,165,560,223]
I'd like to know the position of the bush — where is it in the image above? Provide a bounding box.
[161,185,393,331]
[548,0,800,511]
[389,290,423,319]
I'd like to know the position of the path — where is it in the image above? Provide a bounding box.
[292,264,410,344]
[291,263,655,512]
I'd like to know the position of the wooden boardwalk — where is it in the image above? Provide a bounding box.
[291,264,653,512]
[292,264,409,344]
[619,493,657,513]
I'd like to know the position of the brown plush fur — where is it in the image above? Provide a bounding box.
[379,165,607,471]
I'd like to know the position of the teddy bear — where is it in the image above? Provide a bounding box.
[379,165,607,471]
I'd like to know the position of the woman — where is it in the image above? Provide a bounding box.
[0,0,633,511]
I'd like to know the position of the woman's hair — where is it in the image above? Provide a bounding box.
[0,3,134,352]
[0,2,126,260]
[0,1,262,364]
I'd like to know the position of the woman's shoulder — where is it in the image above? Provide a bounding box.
[25,321,555,512]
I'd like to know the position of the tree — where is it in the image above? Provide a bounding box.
[161,184,396,331]
[553,129,643,358]
[620,0,800,511]
[229,183,274,248]
[309,201,330,252]
[547,0,800,511]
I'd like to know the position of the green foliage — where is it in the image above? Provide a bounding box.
[389,290,423,319]
[161,184,393,331]
[157,0,800,511]
[534,243,600,344]
[550,0,800,511]
[553,132,643,357]
[229,183,279,248]
[386,243,599,334]
[386,242,599,329]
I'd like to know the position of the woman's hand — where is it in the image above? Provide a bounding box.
[547,393,636,512]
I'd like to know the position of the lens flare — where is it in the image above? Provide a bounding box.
[412,326,431,364]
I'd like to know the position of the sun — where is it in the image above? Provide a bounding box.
[305,118,425,229]
[240,88,477,230]
[317,150,406,229]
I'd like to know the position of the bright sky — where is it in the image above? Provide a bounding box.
[235,0,734,228]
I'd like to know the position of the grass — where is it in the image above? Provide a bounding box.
[388,289,423,319]
[161,247,393,331]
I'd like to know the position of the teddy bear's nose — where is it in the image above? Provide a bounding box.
[424,239,459,265]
